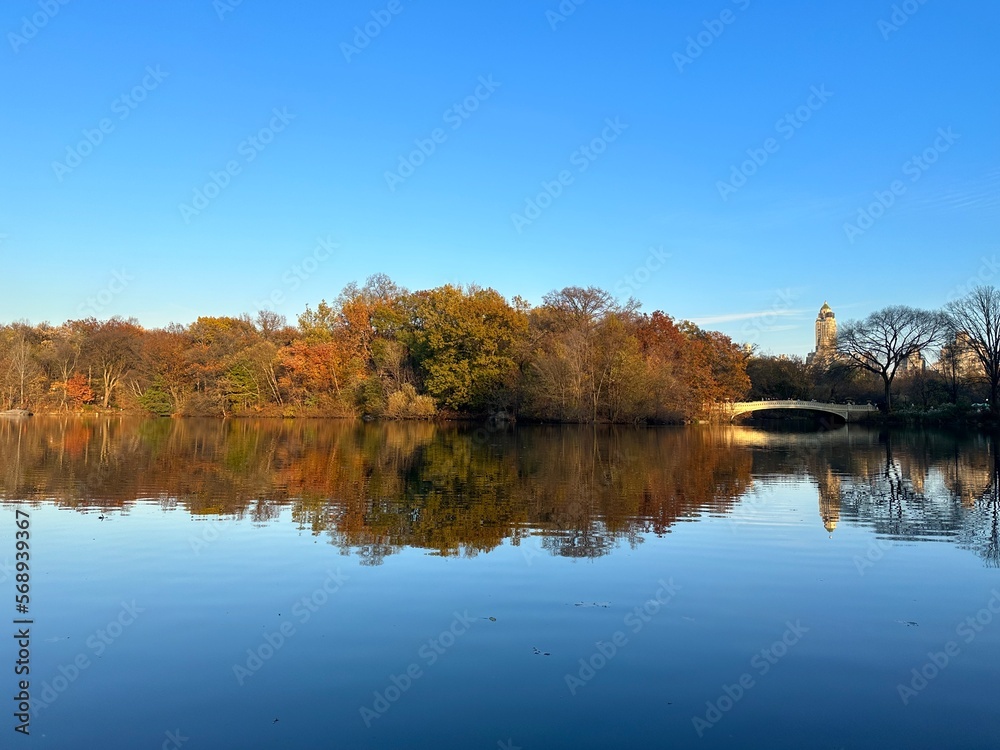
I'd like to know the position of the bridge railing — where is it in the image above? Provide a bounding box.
[717,400,877,410]
[709,400,879,415]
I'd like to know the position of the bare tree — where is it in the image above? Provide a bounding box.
[254,309,287,343]
[0,324,40,409]
[945,286,1000,414]
[837,306,946,412]
[936,336,965,404]
[540,286,637,329]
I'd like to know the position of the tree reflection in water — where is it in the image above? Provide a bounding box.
[1,417,998,566]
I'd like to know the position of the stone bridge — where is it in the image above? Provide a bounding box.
[713,400,878,422]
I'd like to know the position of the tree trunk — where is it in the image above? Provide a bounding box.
[102,372,115,408]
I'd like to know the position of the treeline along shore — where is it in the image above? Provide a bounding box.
[2,276,998,423]
[1,277,748,421]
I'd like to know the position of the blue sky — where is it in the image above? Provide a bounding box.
[2,0,997,356]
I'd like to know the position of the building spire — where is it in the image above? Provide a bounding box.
[807,301,837,365]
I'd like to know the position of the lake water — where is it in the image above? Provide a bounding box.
[1,417,999,749]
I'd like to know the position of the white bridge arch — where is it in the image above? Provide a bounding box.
[715,400,878,422]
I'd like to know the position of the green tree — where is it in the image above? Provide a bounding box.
[403,285,526,413]
[138,378,174,416]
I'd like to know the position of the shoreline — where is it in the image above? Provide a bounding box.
[8,407,1000,431]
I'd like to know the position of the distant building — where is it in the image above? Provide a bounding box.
[806,302,837,366]
[936,331,980,379]
[898,350,927,375]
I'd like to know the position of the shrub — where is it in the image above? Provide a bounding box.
[385,384,437,419]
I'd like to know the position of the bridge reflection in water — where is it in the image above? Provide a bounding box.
[715,399,878,422]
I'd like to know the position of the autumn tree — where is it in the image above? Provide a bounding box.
[290,276,411,415]
[297,301,339,343]
[334,275,410,413]
[79,317,143,408]
[634,312,696,419]
[595,314,651,422]
[277,339,363,413]
[36,323,86,410]
[185,316,262,414]
[131,326,190,413]
[524,287,640,421]
[0,278,771,421]
[64,372,95,407]
[335,274,407,360]
[677,323,750,412]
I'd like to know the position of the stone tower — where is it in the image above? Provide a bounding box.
[807,302,837,365]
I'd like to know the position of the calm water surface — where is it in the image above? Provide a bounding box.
[1,418,999,749]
